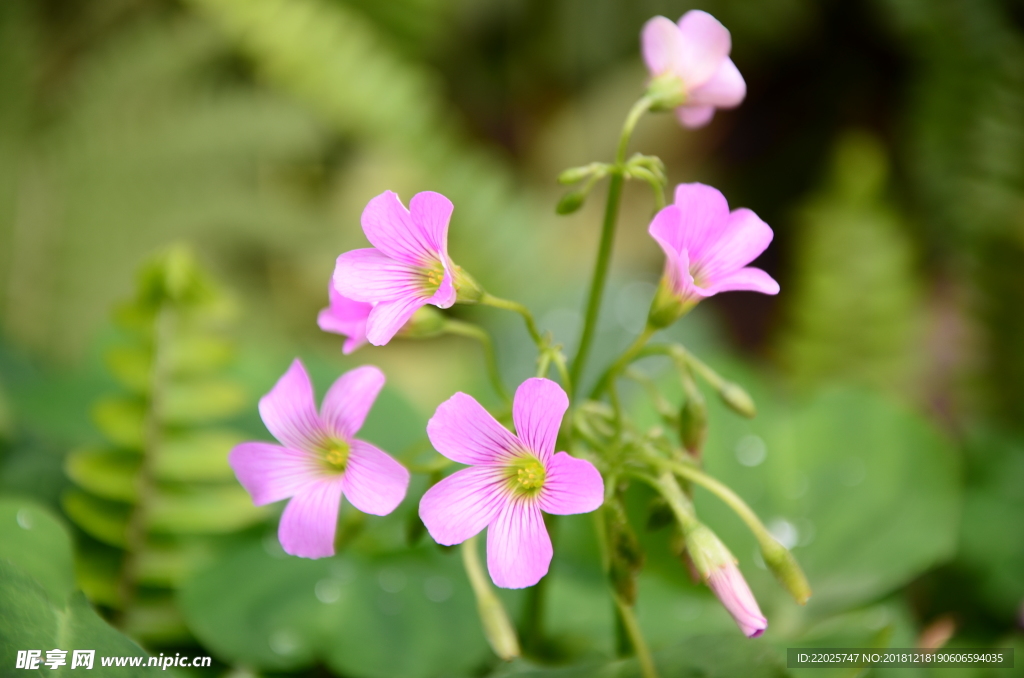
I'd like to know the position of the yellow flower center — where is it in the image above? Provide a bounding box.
[422,262,445,292]
[517,462,545,490]
[323,439,351,471]
[506,455,546,496]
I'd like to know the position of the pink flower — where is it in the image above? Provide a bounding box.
[318,284,371,354]
[641,11,746,128]
[333,191,457,346]
[419,378,604,588]
[708,561,768,638]
[650,182,779,312]
[229,359,409,559]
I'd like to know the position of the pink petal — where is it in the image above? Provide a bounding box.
[258,359,325,452]
[539,452,604,515]
[342,440,410,516]
[408,191,453,256]
[676,104,716,128]
[696,207,774,281]
[228,442,322,505]
[707,562,768,637]
[278,476,345,559]
[318,285,371,354]
[703,267,779,296]
[675,10,731,89]
[427,392,520,465]
[672,183,732,262]
[687,58,745,109]
[334,248,424,304]
[641,16,683,77]
[320,365,385,439]
[365,295,428,346]
[486,499,552,589]
[361,190,441,267]
[419,466,507,545]
[512,378,568,461]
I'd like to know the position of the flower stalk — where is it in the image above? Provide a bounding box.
[462,536,521,660]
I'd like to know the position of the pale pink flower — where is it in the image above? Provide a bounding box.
[229,360,409,558]
[333,191,457,346]
[419,378,604,589]
[708,561,768,637]
[318,284,371,354]
[641,11,746,128]
[650,182,779,307]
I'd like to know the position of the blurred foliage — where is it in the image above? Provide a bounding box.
[62,246,265,642]
[0,497,155,676]
[777,131,926,399]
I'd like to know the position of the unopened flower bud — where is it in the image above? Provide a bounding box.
[453,266,484,303]
[759,537,811,605]
[398,306,446,338]
[718,382,756,418]
[679,391,707,455]
[556,189,587,215]
[685,523,767,638]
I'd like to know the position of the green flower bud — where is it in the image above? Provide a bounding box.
[398,306,446,338]
[556,189,587,215]
[760,537,812,605]
[679,391,708,455]
[719,382,756,418]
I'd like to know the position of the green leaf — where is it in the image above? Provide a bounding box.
[701,386,960,621]
[65,447,141,502]
[0,561,153,675]
[162,379,245,424]
[148,486,266,534]
[0,497,75,602]
[166,334,233,375]
[93,396,147,449]
[136,541,211,588]
[61,489,130,547]
[180,538,494,677]
[106,346,153,393]
[154,429,241,482]
[490,634,789,677]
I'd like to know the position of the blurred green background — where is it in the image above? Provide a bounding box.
[1,0,1022,676]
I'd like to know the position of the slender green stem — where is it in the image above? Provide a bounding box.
[462,536,521,660]
[536,351,553,379]
[590,325,656,398]
[651,456,776,548]
[613,592,659,678]
[443,319,510,403]
[479,293,543,348]
[570,95,655,393]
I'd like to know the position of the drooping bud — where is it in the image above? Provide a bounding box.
[679,390,708,455]
[684,523,767,638]
[453,266,484,303]
[759,537,811,605]
[398,306,446,339]
[646,277,695,329]
[718,382,756,418]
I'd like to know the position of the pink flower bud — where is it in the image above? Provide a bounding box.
[707,561,768,638]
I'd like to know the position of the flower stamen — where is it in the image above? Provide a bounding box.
[323,439,351,471]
